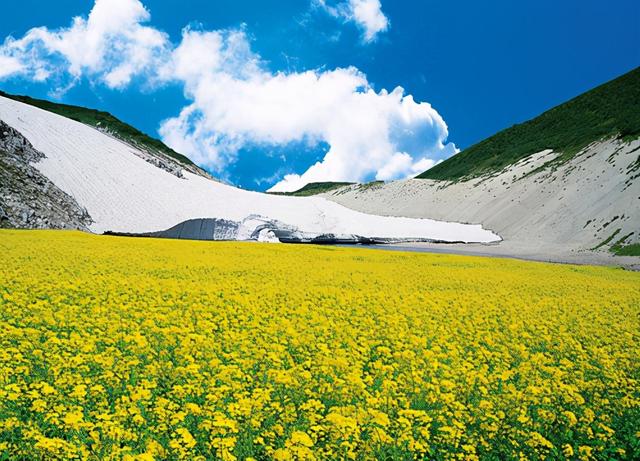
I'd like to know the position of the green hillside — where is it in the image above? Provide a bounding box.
[417,67,640,181]
[268,181,354,196]
[0,90,199,171]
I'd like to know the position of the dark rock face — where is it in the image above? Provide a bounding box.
[0,120,93,230]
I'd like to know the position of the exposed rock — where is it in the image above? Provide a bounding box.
[97,126,186,178]
[96,126,215,180]
[0,120,93,230]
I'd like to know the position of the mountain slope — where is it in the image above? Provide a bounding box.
[0,90,209,178]
[0,94,498,243]
[322,69,640,265]
[324,140,639,264]
[417,66,640,181]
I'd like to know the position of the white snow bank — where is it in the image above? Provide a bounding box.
[0,95,499,243]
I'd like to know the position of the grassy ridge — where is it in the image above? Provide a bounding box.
[0,90,198,170]
[269,181,354,196]
[610,231,640,256]
[613,243,640,256]
[417,66,640,180]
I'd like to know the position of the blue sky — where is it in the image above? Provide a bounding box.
[1,0,638,191]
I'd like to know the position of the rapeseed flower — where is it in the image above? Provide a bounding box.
[0,229,638,459]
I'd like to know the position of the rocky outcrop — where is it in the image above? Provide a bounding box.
[96,126,187,178]
[0,120,92,230]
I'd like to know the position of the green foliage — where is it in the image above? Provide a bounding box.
[0,90,198,169]
[355,180,385,191]
[269,182,354,196]
[610,232,639,256]
[612,243,640,256]
[592,229,622,251]
[417,67,640,180]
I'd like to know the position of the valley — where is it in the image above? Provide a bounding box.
[2,68,638,267]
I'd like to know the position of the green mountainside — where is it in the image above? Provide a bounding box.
[268,181,355,196]
[417,66,640,181]
[0,90,201,172]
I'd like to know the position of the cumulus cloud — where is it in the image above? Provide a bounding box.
[156,28,455,190]
[377,153,436,182]
[0,55,24,79]
[0,0,456,191]
[0,0,168,89]
[318,0,389,43]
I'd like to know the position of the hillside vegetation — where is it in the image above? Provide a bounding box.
[269,181,354,196]
[417,66,640,180]
[0,90,198,170]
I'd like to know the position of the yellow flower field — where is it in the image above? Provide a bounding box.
[0,230,639,460]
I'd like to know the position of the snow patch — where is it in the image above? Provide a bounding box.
[0,95,500,243]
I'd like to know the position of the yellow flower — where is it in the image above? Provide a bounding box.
[562,444,574,457]
[69,384,87,399]
[563,410,578,427]
[578,445,593,460]
[290,431,314,447]
[273,448,292,461]
[1,229,638,460]
[62,411,84,430]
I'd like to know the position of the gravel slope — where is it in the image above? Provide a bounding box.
[323,139,640,267]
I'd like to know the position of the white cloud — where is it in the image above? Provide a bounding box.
[375,155,442,181]
[0,55,24,79]
[0,0,168,89]
[349,0,389,42]
[156,28,455,190]
[318,0,389,43]
[1,0,455,191]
